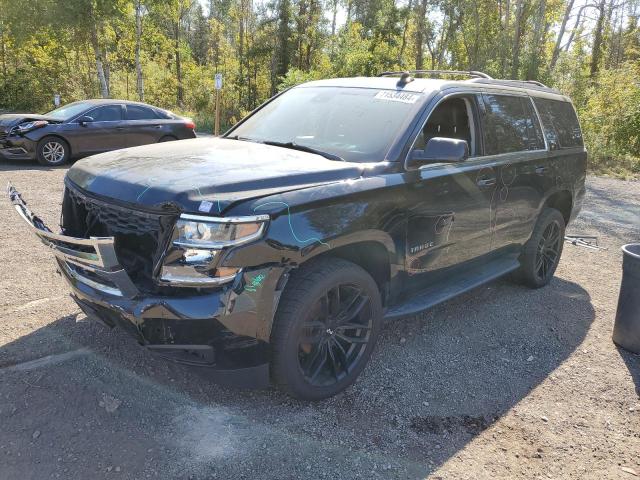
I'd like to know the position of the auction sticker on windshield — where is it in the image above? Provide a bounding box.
[374,91,420,104]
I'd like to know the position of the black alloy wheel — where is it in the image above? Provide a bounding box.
[271,258,382,400]
[535,220,562,283]
[297,283,373,387]
[513,207,566,288]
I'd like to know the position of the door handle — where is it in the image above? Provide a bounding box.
[477,177,497,188]
[115,126,125,130]
[535,166,548,175]
[152,125,162,129]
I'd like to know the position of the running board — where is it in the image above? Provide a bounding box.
[384,256,521,321]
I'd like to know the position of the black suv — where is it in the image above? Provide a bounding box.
[8,71,586,400]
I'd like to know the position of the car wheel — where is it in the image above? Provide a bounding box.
[158,135,177,142]
[37,136,70,166]
[270,258,382,400]
[513,208,566,288]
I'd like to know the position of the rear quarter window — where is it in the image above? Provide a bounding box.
[533,98,583,148]
[126,105,160,120]
[481,94,545,155]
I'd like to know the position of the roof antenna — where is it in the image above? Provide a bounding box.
[397,71,414,87]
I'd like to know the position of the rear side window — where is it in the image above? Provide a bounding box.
[533,98,583,148]
[90,105,123,122]
[126,105,159,120]
[481,94,544,155]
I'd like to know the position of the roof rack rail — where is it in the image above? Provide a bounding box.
[469,78,557,92]
[378,70,493,79]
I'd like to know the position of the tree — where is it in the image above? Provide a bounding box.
[135,0,145,101]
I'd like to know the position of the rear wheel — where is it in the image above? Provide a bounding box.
[514,208,565,288]
[36,136,69,166]
[270,258,382,400]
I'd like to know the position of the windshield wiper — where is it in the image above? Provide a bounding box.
[261,141,344,162]
[226,135,260,142]
[226,136,344,161]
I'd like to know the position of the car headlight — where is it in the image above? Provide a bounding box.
[13,120,48,135]
[160,213,270,286]
[174,213,270,249]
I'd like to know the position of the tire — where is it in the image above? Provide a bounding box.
[514,208,566,288]
[37,136,70,166]
[270,258,383,400]
[159,135,177,142]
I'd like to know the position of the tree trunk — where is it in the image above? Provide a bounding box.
[398,0,413,65]
[526,0,546,79]
[414,0,428,70]
[549,0,574,71]
[135,0,144,102]
[563,4,587,52]
[276,0,291,78]
[0,18,6,87]
[510,0,524,78]
[331,0,338,36]
[175,22,183,107]
[500,0,510,76]
[89,15,109,98]
[590,0,606,78]
[238,0,245,107]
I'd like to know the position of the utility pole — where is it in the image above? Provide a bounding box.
[214,73,222,136]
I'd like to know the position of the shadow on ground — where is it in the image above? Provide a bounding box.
[0,276,595,479]
[618,347,640,397]
[0,159,69,173]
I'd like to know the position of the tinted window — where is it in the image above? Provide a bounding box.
[482,94,542,155]
[229,87,423,162]
[126,105,159,120]
[90,105,122,122]
[156,109,173,119]
[533,98,583,148]
[415,97,477,155]
[45,102,91,121]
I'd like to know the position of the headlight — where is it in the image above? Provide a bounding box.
[13,120,48,135]
[174,213,269,248]
[159,213,270,286]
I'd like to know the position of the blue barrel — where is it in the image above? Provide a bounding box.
[613,244,640,354]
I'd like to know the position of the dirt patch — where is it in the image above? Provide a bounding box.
[1,162,639,479]
[410,415,496,435]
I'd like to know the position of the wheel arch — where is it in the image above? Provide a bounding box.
[38,134,73,158]
[299,236,395,306]
[542,189,573,225]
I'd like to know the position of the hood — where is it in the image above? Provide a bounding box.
[0,114,60,128]
[66,138,365,214]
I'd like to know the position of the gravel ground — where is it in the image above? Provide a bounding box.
[0,162,639,480]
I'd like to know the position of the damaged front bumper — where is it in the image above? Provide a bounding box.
[7,183,288,388]
[0,136,36,161]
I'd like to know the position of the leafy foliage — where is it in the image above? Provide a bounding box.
[0,0,638,176]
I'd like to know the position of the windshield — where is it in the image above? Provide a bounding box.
[228,87,423,162]
[45,102,90,121]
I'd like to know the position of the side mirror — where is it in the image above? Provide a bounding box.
[409,137,469,168]
[77,115,94,126]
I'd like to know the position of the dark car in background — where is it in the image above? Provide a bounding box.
[0,100,196,166]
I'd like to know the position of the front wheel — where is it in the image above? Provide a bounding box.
[514,207,566,288]
[36,136,70,166]
[270,258,382,400]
